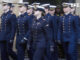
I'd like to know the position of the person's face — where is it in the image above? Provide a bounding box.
[71,8,75,13]
[27,8,33,14]
[3,4,10,11]
[63,7,71,13]
[34,10,41,16]
[10,7,14,11]
[44,8,49,13]
[19,6,27,13]
[49,10,55,15]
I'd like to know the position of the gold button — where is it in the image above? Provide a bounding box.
[69,21,71,23]
[63,24,64,26]
[63,26,65,27]
[63,31,65,32]
[62,21,64,22]
[63,27,64,29]
[69,21,70,23]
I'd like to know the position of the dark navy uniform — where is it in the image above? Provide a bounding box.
[25,17,53,60]
[44,13,51,60]
[49,15,58,60]
[16,12,29,60]
[45,13,51,20]
[28,14,34,19]
[27,14,35,60]
[7,11,17,60]
[57,13,80,60]
[0,10,17,60]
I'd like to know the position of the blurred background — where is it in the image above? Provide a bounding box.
[0,0,79,15]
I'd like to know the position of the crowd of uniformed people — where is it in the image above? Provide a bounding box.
[0,1,80,60]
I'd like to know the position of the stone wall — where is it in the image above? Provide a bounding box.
[76,0,80,15]
[0,0,21,16]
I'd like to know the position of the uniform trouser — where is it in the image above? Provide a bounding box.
[46,43,51,60]
[17,44,26,60]
[63,42,78,60]
[46,43,58,60]
[7,43,17,60]
[33,47,46,60]
[50,46,58,60]
[28,47,33,60]
[0,41,9,60]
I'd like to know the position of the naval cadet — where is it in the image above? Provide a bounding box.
[42,4,52,60]
[27,5,34,18]
[16,2,29,60]
[0,1,17,60]
[6,2,17,60]
[23,6,53,60]
[57,3,80,60]
[49,5,58,60]
[27,5,35,60]
[42,4,51,19]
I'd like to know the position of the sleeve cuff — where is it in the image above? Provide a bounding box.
[24,37,28,41]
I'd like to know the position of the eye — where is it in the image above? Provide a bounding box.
[19,6,22,7]
[3,4,6,6]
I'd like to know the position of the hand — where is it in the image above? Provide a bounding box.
[20,37,28,44]
[20,39,27,44]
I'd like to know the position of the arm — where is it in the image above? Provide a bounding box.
[74,16,80,43]
[10,14,17,42]
[21,17,31,46]
[42,20,54,50]
[53,16,58,42]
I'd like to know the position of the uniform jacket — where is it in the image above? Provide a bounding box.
[0,11,16,42]
[25,16,53,48]
[57,13,80,43]
[16,12,29,45]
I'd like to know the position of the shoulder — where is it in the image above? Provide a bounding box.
[10,13,16,19]
[41,17,49,27]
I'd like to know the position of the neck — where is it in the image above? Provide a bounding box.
[36,14,41,20]
[51,13,54,16]
[21,11,26,15]
[65,12,70,15]
[46,12,49,15]
[28,13,32,16]
[4,9,9,13]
